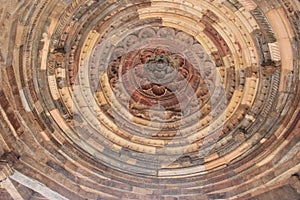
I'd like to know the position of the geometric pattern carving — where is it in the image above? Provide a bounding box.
[268,42,282,61]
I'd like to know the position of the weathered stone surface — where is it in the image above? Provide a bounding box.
[0,0,299,199]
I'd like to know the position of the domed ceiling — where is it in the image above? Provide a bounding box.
[0,0,300,199]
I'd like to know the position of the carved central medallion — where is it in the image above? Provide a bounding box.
[101,27,216,124]
[144,54,178,84]
[106,47,211,122]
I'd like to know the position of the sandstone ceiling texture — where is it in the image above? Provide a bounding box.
[0,0,300,199]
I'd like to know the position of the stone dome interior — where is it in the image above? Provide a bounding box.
[0,0,300,199]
